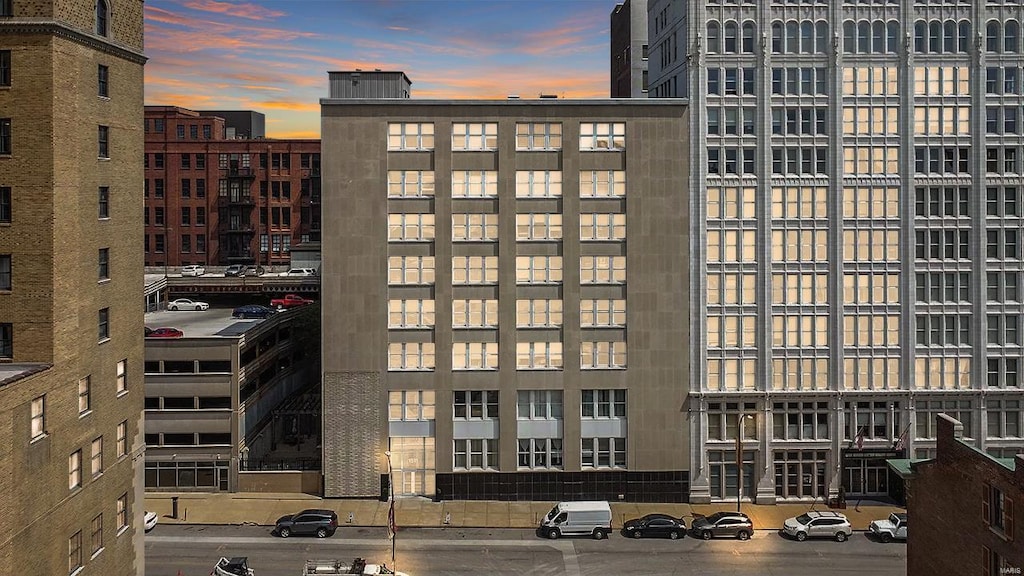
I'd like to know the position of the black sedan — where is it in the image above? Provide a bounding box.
[232,304,276,319]
[621,513,686,540]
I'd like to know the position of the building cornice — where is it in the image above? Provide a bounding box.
[0,20,146,65]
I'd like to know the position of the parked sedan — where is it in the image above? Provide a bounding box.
[690,511,754,540]
[621,513,686,540]
[232,304,276,319]
[168,298,209,311]
[181,264,206,277]
[146,327,183,338]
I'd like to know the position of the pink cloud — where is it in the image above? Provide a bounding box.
[182,0,286,21]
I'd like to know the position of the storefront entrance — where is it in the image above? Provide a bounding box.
[842,449,899,497]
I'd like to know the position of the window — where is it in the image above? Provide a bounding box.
[516,123,562,150]
[388,299,435,328]
[915,400,972,438]
[387,122,434,150]
[516,341,563,369]
[516,256,561,284]
[97,308,109,341]
[451,170,497,197]
[983,483,1014,539]
[517,299,562,327]
[453,390,499,419]
[452,256,498,284]
[116,420,127,457]
[96,0,108,36]
[707,402,759,440]
[452,299,498,328]
[518,438,563,469]
[453,439,498,470]
[452,122,497,150]
[452,342,498,370]
[78,376,91,415]
[581,389,627,418]
[1,186,10,222]
[388,171,435,197]
[773,401,829,440]
[69,530,82,574]
[580,213,625,241]
[0,322,11,358]
[579,122,625,150]
[98,125,109,158]
[0,118,10,154]
[517,390,563,419]
[388,213,435,241]
[844,401,900,441]
[30,395,45,439]
[580,256,625,284]
[388,256,435,285]
[0,254,9,290]
[771,67,828,95]
[581,341,627,369]
[69,450,82,490]
[97,248,109,281]
[387,390,435,421]
[116,493,128,532]
[516,170,562,198]
[116,358,127,395]
[97,65,108,97]
[387,342,435,371]
[516,213,561,241]
[91,437,102,477]
[98,187,109,219]
[581,437,626,468]
[987,399,1021,438]
[579,170,624,198]
[90,513,103,556]
[0,51,10,87]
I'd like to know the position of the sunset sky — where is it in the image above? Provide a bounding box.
[145,0,615,138]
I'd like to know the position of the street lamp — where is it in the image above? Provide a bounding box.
[736,413,754,513]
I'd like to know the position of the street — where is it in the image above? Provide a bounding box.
[145,525,907,576]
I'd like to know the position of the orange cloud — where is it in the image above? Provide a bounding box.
[182,0,286,21]
[244,100,321,113]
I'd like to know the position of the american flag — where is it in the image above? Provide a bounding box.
[387,500,396,540]
[894,425,910,452]
[855,426,866,450]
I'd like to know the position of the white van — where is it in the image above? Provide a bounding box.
[538,501,612,540]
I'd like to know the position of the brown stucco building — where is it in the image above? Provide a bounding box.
[320,74,691,501]
[902,414,1022,576]
[0,1,146,574]
[143,106,320,269]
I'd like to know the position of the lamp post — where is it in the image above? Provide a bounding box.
[384,450,396,573]
[736,413,754,513]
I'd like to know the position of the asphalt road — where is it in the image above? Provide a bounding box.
[145,525,907,576]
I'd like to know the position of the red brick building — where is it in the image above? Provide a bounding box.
[143,107,320,267]
[903,414,1022,576]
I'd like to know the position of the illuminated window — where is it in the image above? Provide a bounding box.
[580,256,625,284]
[579,122,625,150]
[452,122,497,150]
[452,256,498,284]
[517,299,563,327]
[387,171,435,197]
[515,170,562,197]
[579,170,625,197]
[387,123,434,150]
[516,123,562,150]
[452,170,497,197]
[516,256,562,284]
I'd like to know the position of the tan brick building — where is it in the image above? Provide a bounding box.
[0,1,146,575]
[321,74,691,501]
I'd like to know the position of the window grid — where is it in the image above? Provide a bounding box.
[452,299,499,328]
[581,341,627,369]
[517,299,563,327]
[516,123,562,150]
[516,341,563,369]
[387,342,435,371]
[515,170,562,197]
[579,122,625,150]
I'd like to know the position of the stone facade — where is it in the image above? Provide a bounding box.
[0,1,146,575]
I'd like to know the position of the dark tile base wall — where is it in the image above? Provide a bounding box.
[435,470,689,503]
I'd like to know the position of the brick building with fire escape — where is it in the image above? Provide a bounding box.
[143,107,320,268]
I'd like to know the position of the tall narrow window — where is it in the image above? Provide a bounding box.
[116,493,128,532]
[116,420,127,457]
[0,1,11,18]
[96,0,108,37]
[0,323,10,358]
[98,65,109,97]
[98,248,109,280]
[78,376,91,415]
[30,395,45,439]
[116,359,127,394]
[98,187,109,219]
[90,514,103,555]
[69,450,82,489]
[91,437,103,477]
[98,308,109,341]
[98,125,109,158]
[0,51,10,87]
[0,254,10,290]
[0,118,10,155]
[69,531,82,574]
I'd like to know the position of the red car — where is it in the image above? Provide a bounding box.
[270,293,315,310]
[146,327,183,338]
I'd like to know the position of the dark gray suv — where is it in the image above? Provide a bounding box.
[690,511,754,540]
[274,509,338,538]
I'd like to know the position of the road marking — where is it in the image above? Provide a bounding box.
[148,535,580,575]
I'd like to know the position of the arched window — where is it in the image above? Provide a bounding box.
[724,21,738,53]
[786,21,799,53]
[887,21,900,53]
[843,21,856,54]
[816,21,829,53]
[741,21,755,54]
[914,21,926,53]
[928,21,941,53]
[801,21,813,53]
[943,21,956,52]
[707,21,721,54]
[858,21,870,53]
[771,22,783,54]
[988,21,1001,53]
[96,0,108,37]
[959,21,971,52]
[872,21,885,53]
[1006,20,1020,53]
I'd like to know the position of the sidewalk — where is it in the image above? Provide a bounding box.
[144,492,904,532]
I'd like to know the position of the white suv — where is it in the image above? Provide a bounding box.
[782,511,853,542]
